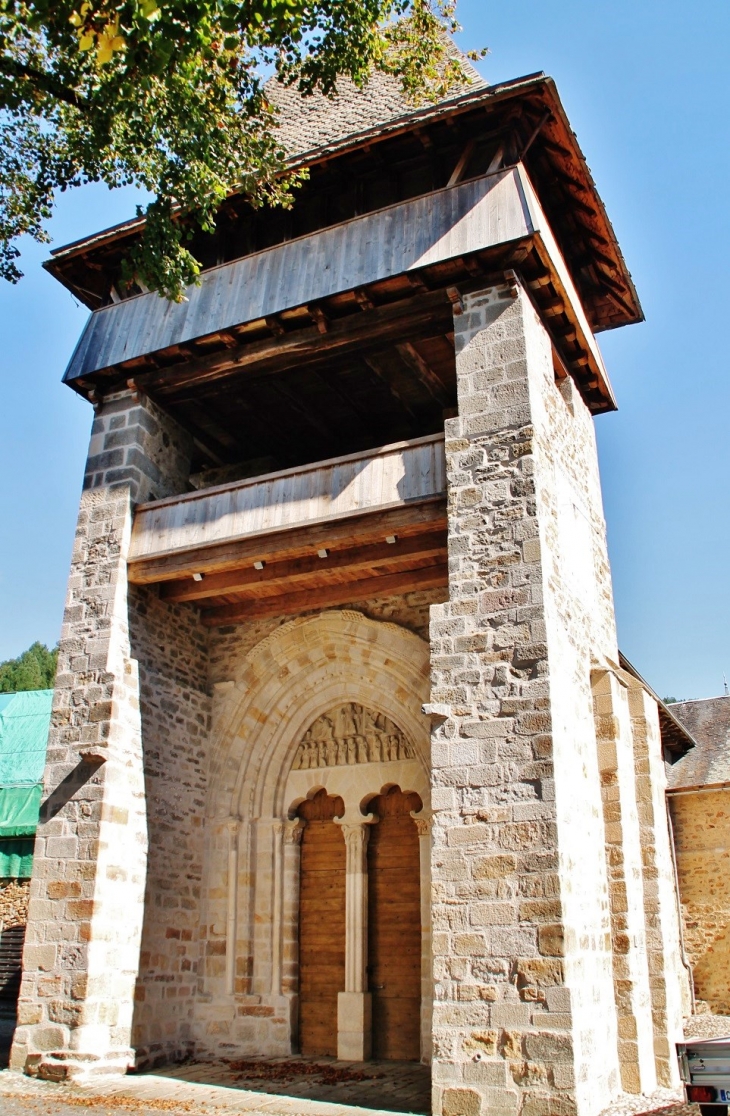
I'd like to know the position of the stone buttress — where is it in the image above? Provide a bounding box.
[428,282,686,1116]
[10,389,207,1078]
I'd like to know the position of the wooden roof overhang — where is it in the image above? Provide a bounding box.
[46,73,641,333]
[128,433,448,624]
[61,164,615,417]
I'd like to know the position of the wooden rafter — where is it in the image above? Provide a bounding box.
[140,289,455,400]
[395,342,451,406]
[161,531,447,603]
[200,562,448,626]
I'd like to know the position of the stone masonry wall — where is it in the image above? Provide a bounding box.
[669,788,730,1014]
[127,586,211,1069]
[209,587,446,684]
[11,389,193,1079]
[429,282,627,1116]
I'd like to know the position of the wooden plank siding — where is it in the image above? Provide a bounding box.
[129,433,446,566]
[63,168,535,383]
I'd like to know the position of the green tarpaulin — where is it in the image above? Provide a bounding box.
[0,783,43,836]
[0,837,35,877]
[0,690,52,785]
[0,690,51,877]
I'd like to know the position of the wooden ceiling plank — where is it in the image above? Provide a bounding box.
[160,532,447,602]
[128,500,447,585]
[200,562,448,626]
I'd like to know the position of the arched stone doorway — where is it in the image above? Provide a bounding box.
[202,611,432,1063]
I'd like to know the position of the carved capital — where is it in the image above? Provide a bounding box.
[225,817,241,840]
[412,815,432,838]
[340,823,371,852]
[283,819,304,845]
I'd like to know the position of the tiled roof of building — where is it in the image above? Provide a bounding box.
[268,43,486,158]
[666,696,730,789]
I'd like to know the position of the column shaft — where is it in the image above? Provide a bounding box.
[225,820,240,996]
[338,823,372,1061]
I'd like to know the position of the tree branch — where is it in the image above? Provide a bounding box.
[0,55,87,110]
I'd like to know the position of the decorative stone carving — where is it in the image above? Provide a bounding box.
[291,703,415,770]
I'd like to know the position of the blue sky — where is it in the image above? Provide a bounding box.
[0,0,728,700]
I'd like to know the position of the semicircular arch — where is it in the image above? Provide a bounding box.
[208,610,431,823]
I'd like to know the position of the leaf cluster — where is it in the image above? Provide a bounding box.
[0,1,479,299]
[0,640,58,692]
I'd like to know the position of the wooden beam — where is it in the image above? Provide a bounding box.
[128,499,447,585]
[161,532,447,603]
[447,139,476,187]
[361,353,419,421]
[395,342,451,406]
[267,377,336,447]
[200,562,448,625]
[141,289,454,399]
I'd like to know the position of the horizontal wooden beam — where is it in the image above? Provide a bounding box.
[200,562,448,626]
[160,532,447,603]
[128,499,447,586]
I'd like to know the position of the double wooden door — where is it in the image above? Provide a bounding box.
[297,785,422,1061]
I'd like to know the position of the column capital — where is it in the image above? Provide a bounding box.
[339,821,372,851]
[283,818,305,845]
[412,814,432,838]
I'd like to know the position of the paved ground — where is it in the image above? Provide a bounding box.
[0,1065,425,1116]
[0,1013,728,1116]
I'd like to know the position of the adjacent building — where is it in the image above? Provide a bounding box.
[667,696,730,1015]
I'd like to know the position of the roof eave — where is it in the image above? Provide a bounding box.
[618,650,697,756]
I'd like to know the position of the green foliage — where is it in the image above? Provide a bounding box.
[0,641,58,693]
[0,1,481,299]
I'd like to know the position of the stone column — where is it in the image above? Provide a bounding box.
[337,822,372,1061]
[271,821,285,998]
[225,820,241,996]
[592,668,656,1094]
[282,819,304,1050]
[11,389,192,1080]
[414,816,433,1064]
[430,280,629,1116]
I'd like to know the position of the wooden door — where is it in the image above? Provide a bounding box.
[297,790,346,1057]
[367,786,423,1061]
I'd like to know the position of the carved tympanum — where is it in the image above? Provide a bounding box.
[291,703,415,770]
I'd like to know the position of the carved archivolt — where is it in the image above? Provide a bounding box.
[291,703,415,770]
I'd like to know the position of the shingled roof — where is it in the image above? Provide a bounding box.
[267,42,486,158]
[666,696,730,789]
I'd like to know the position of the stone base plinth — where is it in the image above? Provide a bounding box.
[24,1048,134,1081]
[337,992,372,1061]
